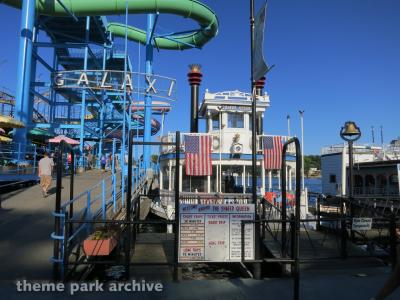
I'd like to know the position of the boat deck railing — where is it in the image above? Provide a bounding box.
[159,190,254,206]
[159,132,295,155]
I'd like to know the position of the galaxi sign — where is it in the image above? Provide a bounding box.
[52,70,176,100]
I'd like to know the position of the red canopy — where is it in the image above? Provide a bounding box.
[48,135,80,145]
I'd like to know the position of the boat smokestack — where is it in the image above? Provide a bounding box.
[188,64,202,133]
[255,76,266,135]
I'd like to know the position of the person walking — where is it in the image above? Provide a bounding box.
[38,152,54,198]
[87,152,93,170]
[67,152,72,171]
[100,154,107,172]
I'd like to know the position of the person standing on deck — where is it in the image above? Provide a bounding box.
[38,152,54,198]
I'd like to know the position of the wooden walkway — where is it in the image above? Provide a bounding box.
[0,169,114,280]
[130,232,175,280]
[263,229,385,271]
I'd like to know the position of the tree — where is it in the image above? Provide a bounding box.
[304,155,321,176]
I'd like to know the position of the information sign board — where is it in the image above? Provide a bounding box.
[179,204,255,262]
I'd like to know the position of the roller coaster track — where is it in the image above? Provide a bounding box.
[0,89,47,123]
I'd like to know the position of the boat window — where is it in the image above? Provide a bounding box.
[228,113,244,128]
[212,114,219,130]
[329,174,336,183]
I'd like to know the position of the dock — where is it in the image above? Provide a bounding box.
[0,170,113,280]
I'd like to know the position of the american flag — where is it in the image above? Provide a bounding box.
[185,135,212,176]
[263,136,283,170]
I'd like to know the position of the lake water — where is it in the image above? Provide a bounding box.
[236,177,322,193]
[304,178,322,193]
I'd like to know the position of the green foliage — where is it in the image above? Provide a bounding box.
[304,155,321,175]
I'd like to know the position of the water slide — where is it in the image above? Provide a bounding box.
[2,0,219,50]
[2,0,218,138]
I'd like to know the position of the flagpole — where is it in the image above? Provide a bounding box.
[250,0,256,201]
[250,0,261,280]
[299,110,305,190]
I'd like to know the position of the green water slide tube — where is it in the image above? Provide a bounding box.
[1,0,219,50]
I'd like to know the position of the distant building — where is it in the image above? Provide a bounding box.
[307,167,320,178]
[321,143,400,196]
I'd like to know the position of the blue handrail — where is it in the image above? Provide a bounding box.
[50,163,150,276]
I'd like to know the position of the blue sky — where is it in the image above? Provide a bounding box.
[0,0,399,154]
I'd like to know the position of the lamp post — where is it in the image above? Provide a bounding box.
[340,121,361,243]
[340,121,362,198]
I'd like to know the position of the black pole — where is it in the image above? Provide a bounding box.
[340,197,347,259]
[348,140,355,240]
[53,142,64,280]
[174,131,181,281]
[69,150,74,235]
[293,140,301,300]
[290,213,295,265]
[188,65,202,133]
[190,84,199,133]
[348,140,354,199]
[389,214,397,270]
[316,195,321,231]
[281,158,287,256]
[250,0,261,280]
[256,85,262,135]
[281,137,301,300]
[125,130,133,279]
[63,211,69,281]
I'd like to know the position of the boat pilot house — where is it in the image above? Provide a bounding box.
[158,90,296,195]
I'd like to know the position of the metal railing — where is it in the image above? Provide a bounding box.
[0,142,40,179]
[50,139,148,280]
[52,131,181,281]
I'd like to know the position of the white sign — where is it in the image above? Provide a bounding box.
[179,204,255,262]
[352,218,372,231]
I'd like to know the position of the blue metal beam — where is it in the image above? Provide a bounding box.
[149,12,160,42]
[32,52,54,72]
[79,16,91,163]
[33,42,86,49]
[143,14,156,169]
[13,0,36,149]
[31,89,50,104]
